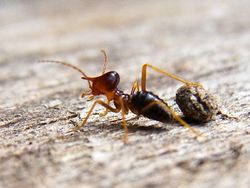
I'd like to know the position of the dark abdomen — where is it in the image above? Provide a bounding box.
[129,91,172,123]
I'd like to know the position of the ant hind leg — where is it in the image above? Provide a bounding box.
[141,64,202,91]
[140,100,205,140]
[130,80,140,95]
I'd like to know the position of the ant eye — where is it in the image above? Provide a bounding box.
[90,71,120,95]
[106,71,120,89]
[99,71,120,91]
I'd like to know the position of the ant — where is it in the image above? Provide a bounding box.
[40,50,205,143]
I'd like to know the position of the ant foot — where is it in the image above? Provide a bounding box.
[99,110,109,117]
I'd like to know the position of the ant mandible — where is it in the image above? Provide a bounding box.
[40,50,203,143]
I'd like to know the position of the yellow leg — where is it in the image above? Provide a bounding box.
[118,97,129,144]
[130,80,140,95]
[140,100,204,140]
[99,100,110,117]
[72,99,120,132]
[73,97,130,143]
[141,64,202,91]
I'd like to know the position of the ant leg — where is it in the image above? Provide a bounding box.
[99,100,111,117]
[140,100,205,140]
[130,80,140,95]
[99,97,129,143]
[141,64,201,91]
[100,49,109,74]
[72,99,120,132]
[118,97,129,144]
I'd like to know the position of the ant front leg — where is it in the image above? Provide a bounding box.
[141,64,202,91]
[73,97,129,143]
[99,99,111,117]
[71,99,120,132]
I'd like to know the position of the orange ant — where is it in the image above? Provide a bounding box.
[40,50,204,143]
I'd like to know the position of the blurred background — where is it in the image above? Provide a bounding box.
[1,0,249,60]
[1,0,249,108]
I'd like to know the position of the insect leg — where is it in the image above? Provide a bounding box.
[72,99,120,131]
[130,80,140,95]
[140,100,205,140]
[99,99,111,117]
[118,97,129,144]
[141,64,201,91]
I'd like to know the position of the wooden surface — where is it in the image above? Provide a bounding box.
[0,0,250,188]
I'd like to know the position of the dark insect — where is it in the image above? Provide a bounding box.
[40,50,205,143]
[176,85,219,123]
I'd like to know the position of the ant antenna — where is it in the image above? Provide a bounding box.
[100,49,108,74]
[38,59,91,88]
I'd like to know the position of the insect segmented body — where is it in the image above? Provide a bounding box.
[129,91,172,123]
[40,50,208,143]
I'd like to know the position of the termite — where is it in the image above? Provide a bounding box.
[40,50,205,143]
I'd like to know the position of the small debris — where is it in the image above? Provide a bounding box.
[45,99,62,108]
[176,85,219,123]
[91,151,113,164]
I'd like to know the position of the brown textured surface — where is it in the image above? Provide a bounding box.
[176,85,219,122]
[0,1,250,188]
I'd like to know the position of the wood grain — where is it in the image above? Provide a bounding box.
[0,1,250,188]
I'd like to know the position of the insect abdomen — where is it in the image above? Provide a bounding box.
[129,91,172,123]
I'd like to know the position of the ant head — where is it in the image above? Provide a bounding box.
[83,71,120,96]
[39,50,119,100]
[81,50,120,99]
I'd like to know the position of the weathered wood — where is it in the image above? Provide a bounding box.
[0,0,250,188]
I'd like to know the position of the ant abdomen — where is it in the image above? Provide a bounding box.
[176,85,219,123]
[129,91,173,123]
